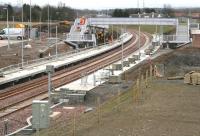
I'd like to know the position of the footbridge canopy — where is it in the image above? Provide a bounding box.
[88,18,178,26]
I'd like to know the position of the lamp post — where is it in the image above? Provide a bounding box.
[121,24,124,71]
[56,25,58,59]
[29,0,32,40]
[47,2,51,46]
[139,25,141,57]
[40,12,42,42]
[12,16,14,28]
[111,25,113,43]
[3,7,10,49]
[138,1,141,59]
[21,0,24,68]
[48,3,50,38]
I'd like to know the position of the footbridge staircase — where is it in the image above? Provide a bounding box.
[161,20,190,44]
[65,18,96,49]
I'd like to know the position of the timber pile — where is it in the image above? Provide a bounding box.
[184,71,200,85]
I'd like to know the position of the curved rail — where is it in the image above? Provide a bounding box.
[0,32,150,118]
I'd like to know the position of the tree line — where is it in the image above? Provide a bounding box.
[112,8,157,17]
[0,2,76,22]
[1,3,199,22]
[111,7,176,17]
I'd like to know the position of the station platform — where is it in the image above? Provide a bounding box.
[0,33,133,86]
[55,33,159,93]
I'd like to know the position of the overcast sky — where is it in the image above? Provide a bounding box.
[1,0,199,9]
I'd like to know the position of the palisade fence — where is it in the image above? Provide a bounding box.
[0,41,113,75]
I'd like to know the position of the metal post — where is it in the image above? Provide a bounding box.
[12,16,14,28]
[111,25,113,43]
[56,25,58,58]
[137,0,140,17]
[27,19,30,39]
[40,12,42,42]
[145,70,148,88]
[4,8,10,49]
[48,3,50,38]
[121,25,124,71]
[117,27,118,40]
[21,0,24,68]
[138,25,141,58]
[150,65,153,81]
[48,72,51,97]
[156,24,158,40]
[104,28,106,45]
[7,8,10,49]
[50,16,52,38]
[30,0,32,38]
[160,25,163,44]
[3,119,8,135]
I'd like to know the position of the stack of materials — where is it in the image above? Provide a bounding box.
[184,71,200,85]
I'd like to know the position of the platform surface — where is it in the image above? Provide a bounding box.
[0,33,133,86]
[55,34,159,92]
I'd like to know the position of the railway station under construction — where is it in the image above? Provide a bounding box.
[0,12,200,135]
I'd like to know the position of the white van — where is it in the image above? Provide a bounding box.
[0,28,26,40]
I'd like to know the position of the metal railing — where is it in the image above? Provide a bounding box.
[161,35,190,42]
[88,18,178,26]
[0,33,132,75]
[66,34,95,42]
[0,50,80,74]
[190,23,200,30]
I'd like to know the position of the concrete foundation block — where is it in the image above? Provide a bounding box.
[123,60,130,67]
[112,64,122,70]
[59,89,86,104]
[128,58,136,64]
[108,75,121,84]
[51,92,60,104]
[132,55,140,60]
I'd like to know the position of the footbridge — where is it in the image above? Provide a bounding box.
[65,17,190,48]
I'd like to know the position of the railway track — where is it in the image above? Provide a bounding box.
[0,32,150,118]
[0,35,137,100]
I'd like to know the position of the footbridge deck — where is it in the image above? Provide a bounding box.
[88,18,178,26]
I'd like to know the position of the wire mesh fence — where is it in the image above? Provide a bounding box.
[28,64,158,136]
